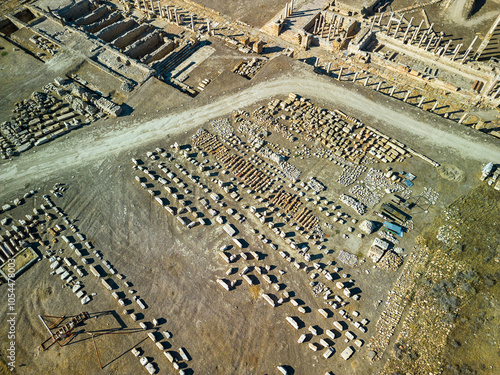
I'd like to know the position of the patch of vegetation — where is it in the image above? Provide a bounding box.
[434,184,500,373]
[1,51,8,57]
[444,364,477,375]
[393,341,420,362]
[0,356,10,375]
[429,279,460,314]
[248,285,262,301]
[388,184,498,374]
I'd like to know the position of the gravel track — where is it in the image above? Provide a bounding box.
[1,76,499,193]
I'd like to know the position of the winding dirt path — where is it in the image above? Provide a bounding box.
[1,76,499,193]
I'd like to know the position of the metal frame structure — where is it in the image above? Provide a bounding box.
[39,311,138,370]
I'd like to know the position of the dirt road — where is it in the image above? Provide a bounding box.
[1,75,499,194]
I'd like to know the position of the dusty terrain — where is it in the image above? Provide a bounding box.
[0,1,499,375]
[383,183,500,375]
[2,57,498,192]
[1,55,497,374]
[190,0,290,28]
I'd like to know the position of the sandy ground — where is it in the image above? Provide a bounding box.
[2,62,499,195]
[444,0,500,26]
[0,99,458,375]
[0,2,498,375]
[189,0,290,28]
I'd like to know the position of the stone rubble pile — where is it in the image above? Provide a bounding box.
[436,225,461,246]
[308,177,325,193]
[312,145,333,159]
[378,230,400,245]
[421,187,439,205]
[338,165,367,187]
[210,117,233,137]
[402,219,414,231]
[359,220,375,234]
[29,34,59,57]
[233,58,264,79]
[337,249,358,267]
[368,246,430,361]
[349,184,380,208]
[0,79,106,158]
[364,168,409,198]
[257,146,284,164]
[377,251,404,271]
[277,160,301,181]
[339,194,367,215]
[237,120,262,138]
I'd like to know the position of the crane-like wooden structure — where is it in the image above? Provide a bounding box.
[39,311,137,369]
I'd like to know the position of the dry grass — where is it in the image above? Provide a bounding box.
[384,183,500,374]
[0,356,10,375]
[248,285,262,301]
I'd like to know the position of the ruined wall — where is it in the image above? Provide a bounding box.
[75,5,109,26]
[96,18,137,43]
[113,24,150,50]
[143,39,176,64]
[462,0,479,19]
[59,0,92,22]
[13,9,36,24]
[302,13,320,34]
[84,12,122,34]
[0,18,19,36]
[318,37,334,50]
[124,31,163,60]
